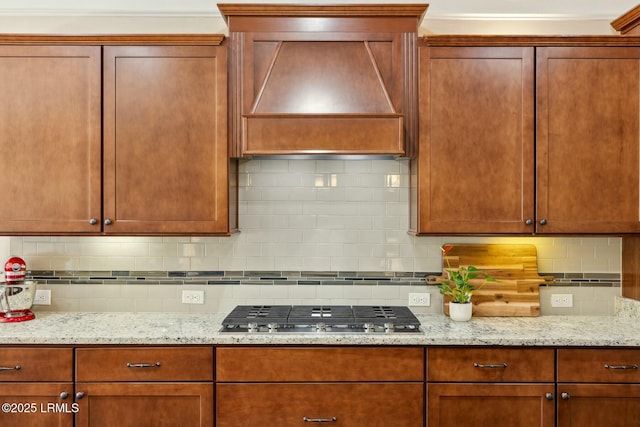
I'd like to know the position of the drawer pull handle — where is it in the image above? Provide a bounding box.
[127,362,161,368]
[605,364,638,370]
[303,417,337,423]
[0,365,20,372]
[473,362,508,369]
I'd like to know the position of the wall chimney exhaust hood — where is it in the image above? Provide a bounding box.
[218,3,428,158]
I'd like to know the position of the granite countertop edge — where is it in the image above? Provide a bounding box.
[0,311,638,347]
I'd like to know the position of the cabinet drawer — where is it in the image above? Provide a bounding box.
[0,348,72,382]
[217,383,424,427]
[76,347,213,382]
[216,346,424,382]
[428,347,554,382]
[558,348,640,383]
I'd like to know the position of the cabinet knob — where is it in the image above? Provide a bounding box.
[75,391,85,401]
[539,219,548,225]
[561,392,570,400]
[104,218,113,226]
[545,393,553,400]
[525,218,533,226]
[89,218,98,225]
[59,391,69,400]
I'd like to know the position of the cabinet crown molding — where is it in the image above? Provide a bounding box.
[217,3,429,22]
[0,34,225,45]
[611,4,640,34]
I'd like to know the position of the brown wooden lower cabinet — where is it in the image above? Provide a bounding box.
[556,383,640,427]
[217,383,424,427]
[556,348,640,427]
[74,382,213,427]
[0,383,74,427]
[428,383,555,427]
[3,344,640,427]
[74,346,214,427]
[0,347,74,427]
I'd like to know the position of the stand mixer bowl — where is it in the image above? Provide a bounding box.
[0,280,37,321]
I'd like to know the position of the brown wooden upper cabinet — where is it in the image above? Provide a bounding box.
[536,45,640,234]
[0,45,102,234]
[103,43,236,235]
[218,3,428,157]
[412,43,534,234]
[0,36,236,235]
[411,37,640,235]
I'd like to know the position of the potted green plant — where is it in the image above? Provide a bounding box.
[437,245,496,321]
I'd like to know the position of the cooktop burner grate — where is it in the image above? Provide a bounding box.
[289,305,354,326]
[220,305,421,333]
[223,305,291,326]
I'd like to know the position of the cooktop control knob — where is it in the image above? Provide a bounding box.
[363,322,375,333]
[384,323,395,333]
[315,322,327,332]
[247,322,259,333]
[267,322,279,333]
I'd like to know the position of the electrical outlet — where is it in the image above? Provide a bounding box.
[551,294,573,308]
[33,289,51,305]
[408,293,430,307]
[181,290,204,305]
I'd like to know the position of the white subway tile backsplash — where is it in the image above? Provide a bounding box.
[344,160,371,173]
[329,257,359,271]
[5,158,624,314]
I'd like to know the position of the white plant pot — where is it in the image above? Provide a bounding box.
[449,302,472,322]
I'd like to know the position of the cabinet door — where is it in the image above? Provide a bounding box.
[413,46,535,234]
[557,384,640,427]
[103,45,231,234]
[428,383,554,427]
[0,46,102,233]
[75,382,213,427]
[0,383,74,427]
[217,383,423,427]
[536,47,640,233]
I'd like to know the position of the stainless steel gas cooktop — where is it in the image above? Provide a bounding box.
[220,305,421,334]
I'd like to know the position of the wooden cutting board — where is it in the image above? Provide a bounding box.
[427,244,555,317]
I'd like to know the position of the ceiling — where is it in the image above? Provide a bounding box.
[0,1,636,35]
[424,0,637,20]
[1,0,637,21]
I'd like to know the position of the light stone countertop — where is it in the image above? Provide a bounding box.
[0,310,638,346]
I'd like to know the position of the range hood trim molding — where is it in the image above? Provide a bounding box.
[221,3,427,158]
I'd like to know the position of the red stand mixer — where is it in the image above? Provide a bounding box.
[0,257,37,322]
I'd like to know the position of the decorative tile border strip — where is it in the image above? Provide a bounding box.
[543,272,621,288]
[25,271,621,287]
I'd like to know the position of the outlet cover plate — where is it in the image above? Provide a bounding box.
[181,290,204,305]
[33,289,51,305]
[550,293,573,308]
[408,293,430,307]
